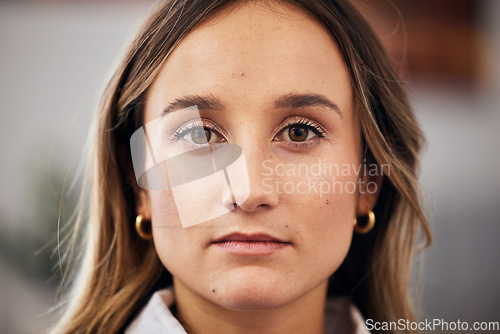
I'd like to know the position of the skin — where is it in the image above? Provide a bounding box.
[136,2,380,333]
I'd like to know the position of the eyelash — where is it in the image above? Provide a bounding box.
[273,116,326,148]
[280,118,325,137]
[170,117,326,148]
[171,119,225,146]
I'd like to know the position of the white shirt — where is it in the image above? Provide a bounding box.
[125,288,369,334]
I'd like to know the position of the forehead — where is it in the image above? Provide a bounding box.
[146,1,351,118]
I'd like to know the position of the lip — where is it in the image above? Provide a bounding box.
[211,232,292,255]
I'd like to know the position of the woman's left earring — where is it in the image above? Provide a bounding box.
[135,214,153,240]
[353,210,375,234]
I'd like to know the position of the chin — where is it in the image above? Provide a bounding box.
[209,268,300,311]
[217,288,290,311]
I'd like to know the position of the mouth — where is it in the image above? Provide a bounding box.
[211,232,292,255]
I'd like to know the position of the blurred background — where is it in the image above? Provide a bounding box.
[0,0,498,333]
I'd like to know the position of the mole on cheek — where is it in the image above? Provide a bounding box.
[326,199,329,205]
[232,71,245,77]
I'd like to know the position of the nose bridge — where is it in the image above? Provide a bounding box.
[236,121,277,180]
[242,139,269,177]
[228,128,279,212]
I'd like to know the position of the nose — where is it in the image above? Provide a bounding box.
[223,141,279,213]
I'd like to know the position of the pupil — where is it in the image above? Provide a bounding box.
[289,126,308,142]
[192,128,211,144]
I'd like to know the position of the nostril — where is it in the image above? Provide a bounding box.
[230,202,270,211]
[226,202,237,211]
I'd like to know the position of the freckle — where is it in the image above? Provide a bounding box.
[326,200,329,205]
[285,225,288,228]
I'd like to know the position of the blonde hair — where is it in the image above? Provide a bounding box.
[51,1,431,333]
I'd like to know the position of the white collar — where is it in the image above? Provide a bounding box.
[125,289,187,334]
[125,288,369,334]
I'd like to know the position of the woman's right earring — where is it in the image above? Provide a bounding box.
[135,214,153,240]
[353,210,375,234]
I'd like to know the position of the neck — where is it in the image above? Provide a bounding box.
[173,279,328,334]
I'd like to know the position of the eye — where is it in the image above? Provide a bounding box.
[288,125,313,142]
[171,120,226,146]
[190,127,212,144]
[274,116,326,145]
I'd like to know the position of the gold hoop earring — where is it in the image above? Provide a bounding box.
[353,210,375,234]
[135,214,153,240]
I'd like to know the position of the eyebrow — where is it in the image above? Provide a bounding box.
[161,93,225,115]
[161,92,343,118]
[274,93,343,118]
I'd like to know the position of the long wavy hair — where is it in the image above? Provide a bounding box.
[51,1,431,333]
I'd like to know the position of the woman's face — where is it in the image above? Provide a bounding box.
[140,2,372,310]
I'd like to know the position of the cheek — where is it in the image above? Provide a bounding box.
[311,186,355,269]
[148,190,188,272]
[278,159,359,275]
[149,190,182,229]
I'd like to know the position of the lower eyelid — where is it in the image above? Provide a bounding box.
[278,137,320,150]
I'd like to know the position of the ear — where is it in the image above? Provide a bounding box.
[128,168,152,220]
[135,187,152,220]
[356,163,384,216]
[120,143,152,220]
